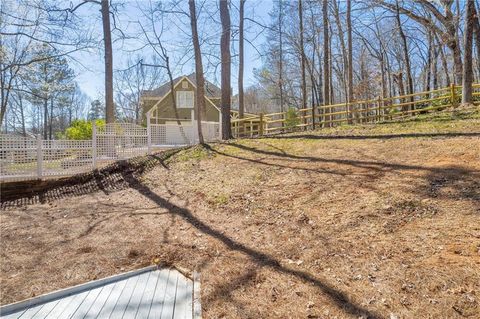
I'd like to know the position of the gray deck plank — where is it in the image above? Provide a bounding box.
[69,285,104,319]
[16,304,43,318]
[0,268,194,319]
[81,280,117,319]
[107,275,140,318]
[55,290,91,318]
[134,269,161,319]
[173,275,191,319]
[184,278,193,319]
[148,269,172,319]
[94,276,129,318]
[31,300,61,319]
[0,310,27,319]
[44,294,77,319]
[159,270,179,319]
[122,272,151,318]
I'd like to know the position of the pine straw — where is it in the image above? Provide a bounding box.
[1,112,480,318]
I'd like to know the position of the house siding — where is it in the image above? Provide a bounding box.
[144,79,220,124]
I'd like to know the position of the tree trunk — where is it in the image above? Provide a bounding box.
[298,0,307,128]
[238,0,245,119]
[332,0,348,108]
[462,0,475,104]
[425,30,432,94]
[19,94,26,136]
[278,0,284,118]
[346,0,353,119]
[322,0,330,126]
[220,0,232,139]
[166,60,189,143]
[49,98,54,139]
[43,98,48,139]
[436,34,451,86]
[395,0,414,109]
[432,44,439,90]
[473,5,480,79]
[101,0,115,123]
[189,0,205,144]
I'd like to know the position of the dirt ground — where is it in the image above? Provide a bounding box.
[1,109,480,318]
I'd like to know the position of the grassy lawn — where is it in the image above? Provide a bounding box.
[1,106,479,318]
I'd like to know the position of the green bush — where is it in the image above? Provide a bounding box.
[285,107,300,128]
[65,119,105,140]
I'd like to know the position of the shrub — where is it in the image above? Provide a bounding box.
[285,107,300,128]
[65,119,105,140]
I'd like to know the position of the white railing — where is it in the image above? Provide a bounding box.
[0,121,220,182]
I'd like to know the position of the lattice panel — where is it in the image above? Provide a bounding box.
[151,124,195,146]
[41,140,93,177]
[96,123,149,160]
[201,122,220,141]
[0,135,38,181]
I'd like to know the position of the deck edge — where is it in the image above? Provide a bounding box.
[0,265,158,316]
[193,271,202,319]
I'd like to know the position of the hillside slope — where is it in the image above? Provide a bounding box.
[1,107,479,318]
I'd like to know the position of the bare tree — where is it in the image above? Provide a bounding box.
[394,0,413,108]
[298,0,308,128]
[322,0,330,110]
[220,0,232,139]
[462,0,476,104]
[188,0,205,144]
[136,1,190,138]
[101,0,115,123]
[346,0,354,118]
[278,0,285,117]
[238,0,245,119]
[378,0,463,84]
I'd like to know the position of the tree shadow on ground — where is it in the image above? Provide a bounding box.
[208,142,479,206]
[0,149,183,208]
[119,170,384,319]
[265,132,480,141]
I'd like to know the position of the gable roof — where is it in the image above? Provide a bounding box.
[142,73,221,99]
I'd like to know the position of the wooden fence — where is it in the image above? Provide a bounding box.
[231,83,480,138]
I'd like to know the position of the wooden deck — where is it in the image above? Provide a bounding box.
[0,266,199,319]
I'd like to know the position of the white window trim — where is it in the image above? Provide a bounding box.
[176,91,194,108]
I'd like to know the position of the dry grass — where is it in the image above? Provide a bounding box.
[1,107,480,318]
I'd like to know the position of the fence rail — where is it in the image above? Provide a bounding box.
[231,83,480,138]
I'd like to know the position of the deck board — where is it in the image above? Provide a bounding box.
[0,268,196,319]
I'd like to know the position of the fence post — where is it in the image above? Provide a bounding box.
[450,83,457,108]
[146,112,152,154]
[92,121,97,168]
[377,96,382,122]
[192,110,198,144]
[36,134,42,179]
[218,109,222,140]
[259,113,264,136]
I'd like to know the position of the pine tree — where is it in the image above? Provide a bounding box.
[24,44,75,139]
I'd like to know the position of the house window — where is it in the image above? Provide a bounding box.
[182,81,188,89]
[176,91,194,108]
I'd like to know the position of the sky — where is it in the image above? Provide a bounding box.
[71,0,273,100]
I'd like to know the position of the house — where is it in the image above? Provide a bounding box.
[141,73,251,124]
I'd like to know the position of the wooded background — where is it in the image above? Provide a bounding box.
[1,0,478,140]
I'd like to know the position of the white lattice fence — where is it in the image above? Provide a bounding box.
[201,122,220,141]
[96,123,149,160]
[0,135,93,181]
[0,135,38,181]
[1,121,220,182]
[150,121,219,146]
[41,139,93,177]
[150,123,195,146]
